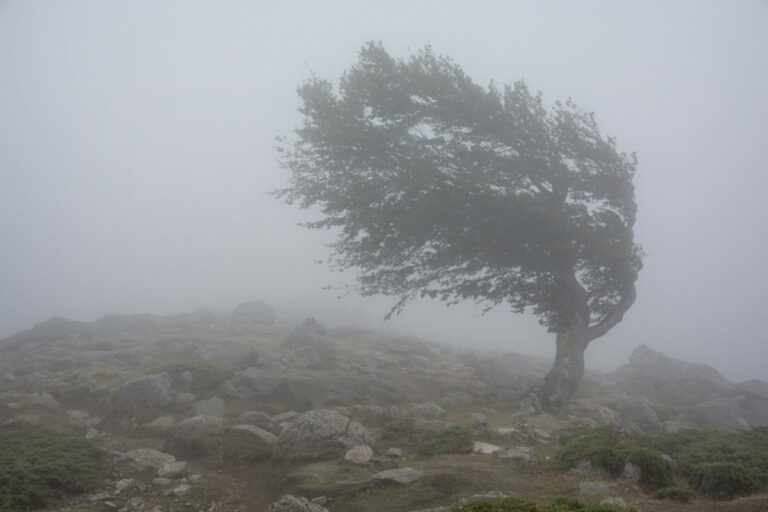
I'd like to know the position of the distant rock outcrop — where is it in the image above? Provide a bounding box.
[230,300,276,325]
[610,345,736,406]
[612,345,768,429]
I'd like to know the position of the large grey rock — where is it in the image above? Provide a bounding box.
[266,495,328,512]
[221,368,292,401]
[112,373,175,409]
[617,398,662,434]
[237,411,279,434]
[281,318,335,369]
[197,342,259,367]
[222,425,277,463]
[174,415,225,435]
[157,461,187,478]
[196,397,226,417]
[118,448,176,472]
[165,415,225,459]
[277,409,370,459]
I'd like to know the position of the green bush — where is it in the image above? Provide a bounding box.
[416,426,473,456]
[625,447,674,489]
[654,486,695,503]
[381,418,418,441]
[555,428,626,476]
[688,462,763,499]
[556,428,673,490]
[449,496,631,511]
[0,428,105,510]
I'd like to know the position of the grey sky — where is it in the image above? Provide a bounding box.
[1,1,767,381]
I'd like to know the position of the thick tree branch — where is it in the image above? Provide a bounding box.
[586,282,636,341]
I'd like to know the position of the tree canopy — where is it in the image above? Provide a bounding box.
[278,42,641,340]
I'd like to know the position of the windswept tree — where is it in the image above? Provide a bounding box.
[277,43,642,413]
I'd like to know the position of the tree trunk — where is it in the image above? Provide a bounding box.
[536,328,589,415]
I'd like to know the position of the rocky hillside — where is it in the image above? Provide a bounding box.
[1,302,767,512]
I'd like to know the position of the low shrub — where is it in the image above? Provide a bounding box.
[688,462,763,499]
[0,428,105,510]
[416,426,473,456]
[654,486,695,503]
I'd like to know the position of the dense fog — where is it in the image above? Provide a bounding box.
[1,0,767,380]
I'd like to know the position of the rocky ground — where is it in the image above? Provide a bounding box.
[1,301,768,512]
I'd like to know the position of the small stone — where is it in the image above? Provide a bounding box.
[621,462,641,481]
[472,441,501,455]
[157,461,187,478]
[344,444,373,465]
[470,412,488,426]
[310,496,328,506]
[87,493,112,501]
[600,497,628,509]
[115,478,134,492]
[153,477,173,487]
[176,392,197,404]
[495,446,536,464]
[85,428,99,440]
[386,447,403,458]
[171,483,191,497]
[196,397,226,417]
[579,481,611,496]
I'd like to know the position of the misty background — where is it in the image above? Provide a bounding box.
[1,1,766,381]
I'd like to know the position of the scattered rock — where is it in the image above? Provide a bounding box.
[579,481,611,496]
[112,373,175,410]
[409,402,446,419]
[115,479,134,492]
[237,411,279,434]
[174,414,225,436]
[266,495,329,512]
[141,415,175,436]
[196,397,226,417]
[600,497,628,509]
[387,447,403,458]
[370,467,424,485]
[621,462,641,481]
[277,409,369,458]
[121,448,176,471]
[470,412,488,426]
[495,446,536,464]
